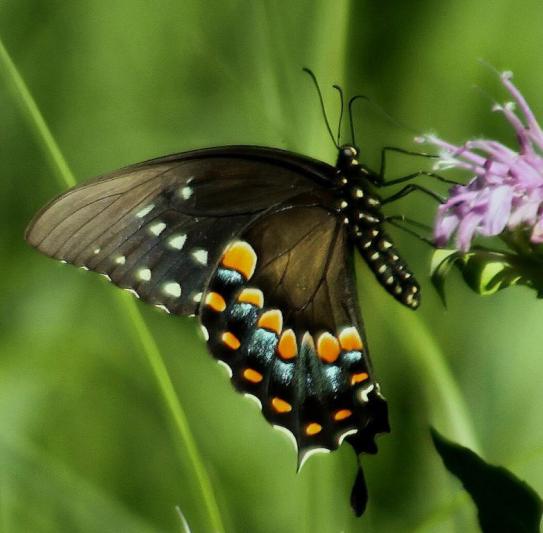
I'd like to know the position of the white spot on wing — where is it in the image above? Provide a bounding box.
[115,255,126,265]
[93,247,101,255]
[192,292,202,303]
[124,288,140,299]
[180,186,193,200]
[200,325,209,341]
[135,204,155,218]
[273,425,298,453]
[137,268,151,281]
[163,282,182,297]
[357,383,375,403]
[243,393,262,411]
[217,360,233,377]
[298,447,330,471]
[149,222,166,236]
[168,234,186,250]
[337,428,358,446]
[155,304,170,313]
[192,249,208,265]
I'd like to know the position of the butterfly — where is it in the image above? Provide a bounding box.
[24,71,429,516]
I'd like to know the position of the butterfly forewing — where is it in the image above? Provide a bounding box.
[26,148,324,315]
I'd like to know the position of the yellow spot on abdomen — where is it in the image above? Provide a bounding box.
[205,292,226,312]
[271,397,292,413]
[333,409,352,421]
[257,309,283,335]
[317,332,340,363]
[221,241,257,279]
[222,332,241,350]
[277,329,297,360]
[339,327,364,351]
[351,372,369,385]
[243,368,263,383]
[238,288,264,308]
[305,422,322,436]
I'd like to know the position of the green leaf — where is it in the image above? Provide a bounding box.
[429,249,462,306]
[429,248,541,300]
[431,428,543,533]
[458,251,519,295]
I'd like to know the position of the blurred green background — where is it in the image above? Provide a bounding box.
[1,1,542,532]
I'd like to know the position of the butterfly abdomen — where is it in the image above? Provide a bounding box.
[353,225,420,309]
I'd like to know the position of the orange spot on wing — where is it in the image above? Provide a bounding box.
[238,288,264,308]
[305,422,322,436]
[222,332,240,350]
[277,329,297,360]
[271,397,292,413]
[339,327,364,351]
[243,368,263,383]
[333,409,352,421]
[221,241,257,279]
[317,332,340,363]
[205,292,226,312]
[351,372,369,385]
[257,309,283,335]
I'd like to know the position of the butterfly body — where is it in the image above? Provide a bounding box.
[26,143,420,513]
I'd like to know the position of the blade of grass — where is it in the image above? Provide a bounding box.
[0,39,74,188]
[0,36,225,533]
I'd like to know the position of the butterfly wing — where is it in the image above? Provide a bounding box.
[25,146,331,316]
[200,195,389,462]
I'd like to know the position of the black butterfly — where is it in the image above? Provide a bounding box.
[25,71,443,516]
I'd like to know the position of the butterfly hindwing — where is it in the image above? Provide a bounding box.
[200,196,388,460]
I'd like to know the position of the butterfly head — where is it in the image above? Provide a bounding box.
[335,144,372,189]
[338,145,360,167]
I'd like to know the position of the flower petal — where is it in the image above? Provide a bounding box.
[456,212,484,252]
[481,185,513,235]
[434,214,460,246]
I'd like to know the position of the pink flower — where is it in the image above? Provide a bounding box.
[419,72,543,251]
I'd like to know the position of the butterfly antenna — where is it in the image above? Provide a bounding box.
[351,93,420,139]
[333,84,344,145]
[348,94,369,148]
[303,67,339,149]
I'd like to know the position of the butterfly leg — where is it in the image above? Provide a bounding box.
[375,146,461,187]
[381,184,445,205]
[385,215,435,247]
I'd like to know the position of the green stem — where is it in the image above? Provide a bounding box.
[0,36,224,533]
